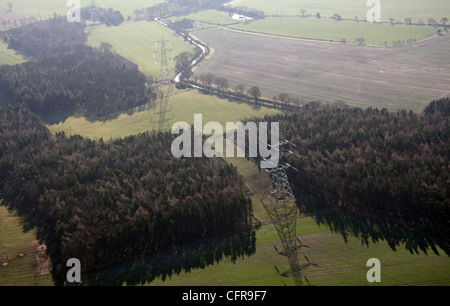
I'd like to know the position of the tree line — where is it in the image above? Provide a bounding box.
[81,6,124,26]
[0,17,155,122]
[0,105,253,284]
[1,5,124,31]
[192,72,302,107]
[131,0,264,21]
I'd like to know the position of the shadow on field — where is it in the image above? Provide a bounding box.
[291,183,450,257]
[84,229,256,286]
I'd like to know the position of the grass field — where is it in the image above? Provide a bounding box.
[145,218,450,286]
[0,40,26,66]
[0,6,27,29]
[86,20,196,77]
[0,0,164,19]
[47,89,282,139]
[230,17,438,45]
[192,27,450,111]
[0,205,52,286]
[229,0,450,22]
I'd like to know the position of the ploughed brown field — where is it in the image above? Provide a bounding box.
[192,27,450,111]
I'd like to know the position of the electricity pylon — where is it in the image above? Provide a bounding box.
[90,0,98,21]
[152,37,174,131]
[262,139,313,286]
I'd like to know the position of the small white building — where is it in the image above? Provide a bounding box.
[231,13,253,22]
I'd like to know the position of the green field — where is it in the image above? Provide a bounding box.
[144,218,450,286]
[0,0,164,19]
[230,17,438,45]
[47,89,282,139]
[224,152,270,223]
[0,41,26,66]
[0,205,52,286]
[86,20,195,77]
[229,0,450,22]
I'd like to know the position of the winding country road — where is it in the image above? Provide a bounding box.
[154,17,301,111]
[154,17,208,85]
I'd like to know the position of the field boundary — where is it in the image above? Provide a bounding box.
[217,21,443,48]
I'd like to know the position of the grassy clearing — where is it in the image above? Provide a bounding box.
[230,17,438,45]
[192,27,450,111]
[86,20,195,77]
[47,89,282,139]
[223,152,270,223]
[0,40,26,66]
[0,205,52,286]
[229,0,450,22]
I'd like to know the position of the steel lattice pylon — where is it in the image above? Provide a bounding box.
[90,1,98,22]
[152,37,174,131]
[262,141,312,286]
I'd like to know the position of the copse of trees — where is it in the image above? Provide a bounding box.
[81,7,124,26]
[219,6,265,20]
[0,17,155,122]
[0,45,152,121]
[169,18,195,31]
[175,51,195,80]
[0,105,253,284]
[2,18,87,58]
